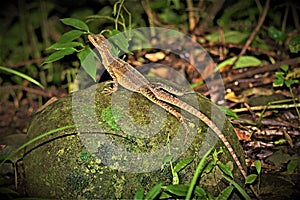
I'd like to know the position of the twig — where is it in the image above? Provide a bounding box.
[281,3,289,32]
[6,58,46,68]
[223,57,300,84]
[194,57,300,91]
[141,0,162,26]
[232,102,300,113]
[198,0,225,34]
[291,2,300,31]
[201,42,277,57]
[0,85,52,97]
[232,0,270,67]
[186,0,196,31]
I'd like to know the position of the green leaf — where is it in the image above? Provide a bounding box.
[245,174,257,184]
[159,8,182,24]
[254,160,261,174]
[0,66,44,89]
[145,183,162,200]
[159,192,172,199]
[190,80,204,88]
[218,162,233,178]
[285,79,298,88]
[202,163,214,174]
[173,0,180,9]
[233,56,262,69]
[173,157,193,173]
[212,149,218,164]
[212,148,223,164]
[287,159,300,174]
[268,26,287,42]
[0,186,19,195]
[218,106,238,119]
[162,184,189,196]
[194,186,206,197]
[223,175,251,200]
[275,71,285,79]
[78,47,97,82]
[273,78,284,87]
[110,30,131,54]
[273,70,285,87]
[216,185,234,200]
[216,56,261,71]
[134,188,144,200]
[42,48,77,65]
[58,30,84,43]
[285,79,293,87]
[289,35,300,53]
[60,18,89,32]
[162,154,173,164]
[280,64,289,72]
[47,41,84,50]
[111,29,122,36]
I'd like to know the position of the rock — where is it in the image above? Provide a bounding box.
[23,82,246,199]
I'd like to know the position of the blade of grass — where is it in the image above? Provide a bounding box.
[0,125,76,167]
[0,66,44,89]
[185,147,213,200]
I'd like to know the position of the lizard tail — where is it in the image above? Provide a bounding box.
[153,88,248,179]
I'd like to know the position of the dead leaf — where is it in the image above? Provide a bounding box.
[284,130,294,148]
[145,52,166,62]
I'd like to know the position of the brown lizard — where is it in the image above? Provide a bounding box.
[88,34,258,197]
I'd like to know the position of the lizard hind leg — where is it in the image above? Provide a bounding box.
[103,80,118,95]
[142,90,189,143]
[150,82,194,96]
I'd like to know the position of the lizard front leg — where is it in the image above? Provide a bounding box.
[103,69,119,95]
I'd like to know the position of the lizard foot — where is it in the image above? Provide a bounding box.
[102,81,117,95]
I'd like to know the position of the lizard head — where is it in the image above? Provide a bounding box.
[88,34,116,67]
[88,34,112,51]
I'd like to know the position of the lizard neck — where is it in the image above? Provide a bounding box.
[99,47,117,67]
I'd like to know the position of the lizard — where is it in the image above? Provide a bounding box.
[88,34,258,197]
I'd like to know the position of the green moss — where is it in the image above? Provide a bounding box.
[79,149,91,162]
[101,107,122,131]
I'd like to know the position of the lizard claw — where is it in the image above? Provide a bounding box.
[103,88,115,95]
[102,81,117,95]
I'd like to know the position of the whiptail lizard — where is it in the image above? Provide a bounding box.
[88,34,258,197]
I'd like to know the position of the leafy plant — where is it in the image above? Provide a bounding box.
[273,64,298,87]
[134,147,255,199]
[268,26,287,43]
[245,160,261,196]
[289,35,300,53]
[43,14,132,87]
[273,64,299,116]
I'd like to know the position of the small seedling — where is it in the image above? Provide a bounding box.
[273,64,300,116]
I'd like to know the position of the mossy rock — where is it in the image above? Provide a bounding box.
[23,82,246,199]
